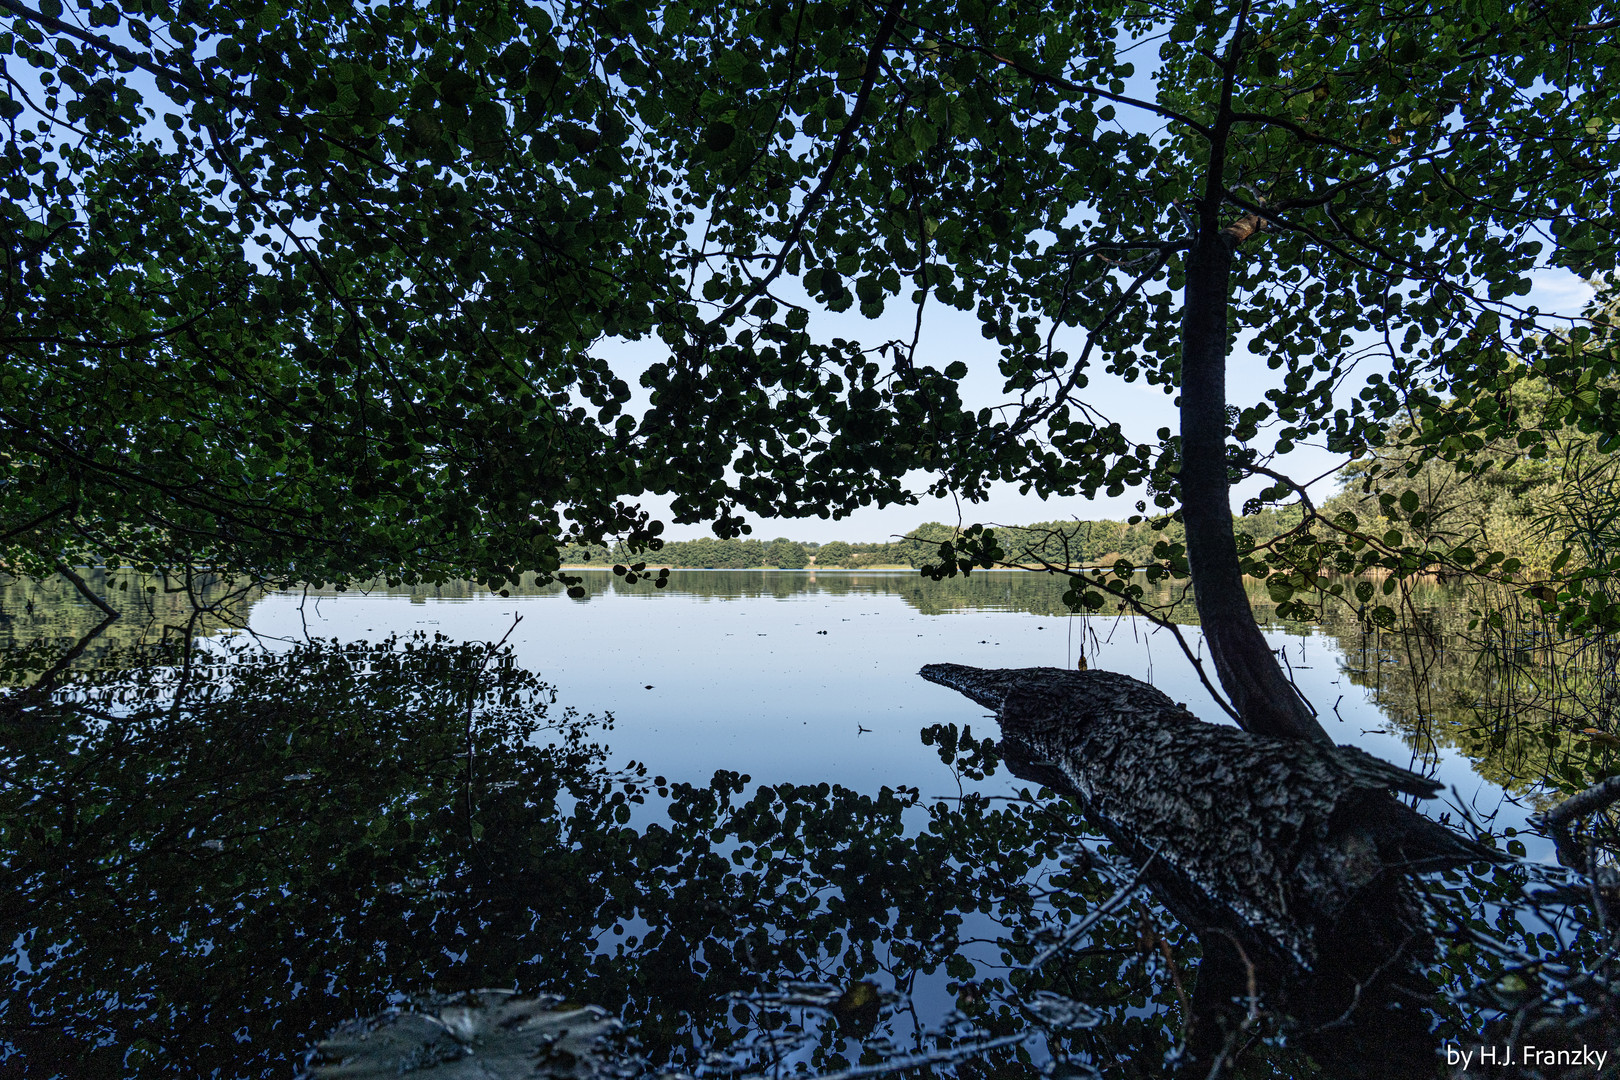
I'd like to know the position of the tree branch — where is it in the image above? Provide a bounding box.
[0,0,196,94]
[708,0,907,330]
[3,276,252,351]
[1228,110,1378,158]
[54,560,119,620]
[0,0,400,176]
[992,535,1244,723]
[996,246,1173,445]
[1200,0,1251,236]
[0,504,72,544]
[897,18,1213,139]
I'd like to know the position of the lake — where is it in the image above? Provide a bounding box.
[0,568,1595,1077]
[239,570,1544,837]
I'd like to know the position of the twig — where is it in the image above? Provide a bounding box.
[1535,777,1620,869]
[8,613,119,704]
[1201,928,1261,1080]
[1024,843,1163,970]
[739,1031,1029,1080]
[465,613,525,840]
[708,0,906,330]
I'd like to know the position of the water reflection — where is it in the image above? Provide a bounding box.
[0,636,1124,1075]
[0,569,260,678]
[0,632,1601,1079]
[224,570,1595,807]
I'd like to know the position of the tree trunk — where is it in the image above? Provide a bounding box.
[1180,235,1332,744]
[919,663,1491,967]
[922,662,1483,1079]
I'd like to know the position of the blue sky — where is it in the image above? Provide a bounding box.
[604,20,1606,545]
[612,264,1596,545]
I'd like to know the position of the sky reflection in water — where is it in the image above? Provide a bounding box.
[246,570,1540,848]
[0,570,1585,1078]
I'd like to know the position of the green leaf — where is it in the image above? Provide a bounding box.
[703,122,736,151]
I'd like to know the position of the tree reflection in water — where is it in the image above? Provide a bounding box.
[0,634,1600,1078]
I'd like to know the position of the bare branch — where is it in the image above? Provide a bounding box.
[892,16,1213,138]
[54,561,119,620]
[995,532,1244,723]
[1228,110,1379,158]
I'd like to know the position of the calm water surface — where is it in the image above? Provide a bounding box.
[0,568,1582,1077]
[243,570,1539,844]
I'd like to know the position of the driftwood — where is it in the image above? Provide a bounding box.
[920,663,1493,968]
[921,663,1501,1077]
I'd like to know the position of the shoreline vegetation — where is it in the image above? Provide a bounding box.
[558,563,918,571]
[559,506,1306,572]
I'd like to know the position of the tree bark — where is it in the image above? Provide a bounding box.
[1179,234,1332,744]
[922,662,1485,1078]
[920,663,1492,967]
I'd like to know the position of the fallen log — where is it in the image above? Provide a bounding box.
[919,663,1496,969]
[922,663,1507,1077]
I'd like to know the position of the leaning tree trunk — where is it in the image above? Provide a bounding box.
[921,663,1488,1079]
[920,663,1489,965]
[1180,231,1332,744]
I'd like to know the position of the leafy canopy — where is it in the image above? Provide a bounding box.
[1,0,1616,596]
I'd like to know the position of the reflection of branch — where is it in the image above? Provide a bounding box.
[14,612,119,702]
[467,613,525,840]
[1139,899,1192,1020]
[1201,929,1262,1080]
[1024,843,1162,970]
[54,562,119,620]
[1314,926,1422,1035]
[1537,777,1620,869]
[805,1032,1030,1080]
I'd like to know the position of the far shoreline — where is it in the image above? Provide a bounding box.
[557,564,921,572]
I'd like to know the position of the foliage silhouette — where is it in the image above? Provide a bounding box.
[5,0,1616,739]
[0,633,1602,1078]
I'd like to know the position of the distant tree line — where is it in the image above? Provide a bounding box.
[555,509,1306,572]
[560,537,812,569]
[805,540,912,568]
